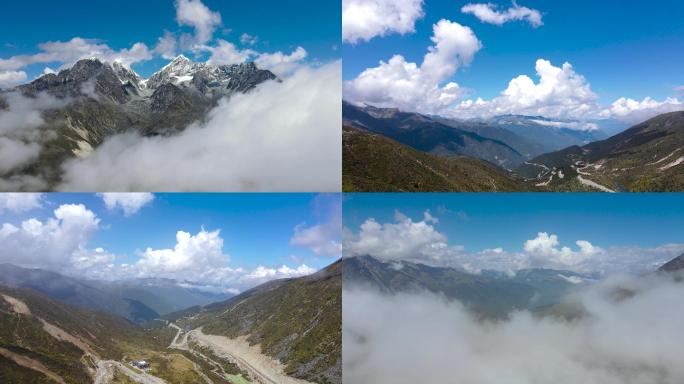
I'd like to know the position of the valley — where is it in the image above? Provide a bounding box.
[343,102,684,192]
[0,261,341,384]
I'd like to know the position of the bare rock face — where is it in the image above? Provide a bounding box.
[659,254,684,272]
[1,55,277,189]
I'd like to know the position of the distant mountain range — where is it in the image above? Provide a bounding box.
[343,102,684,192]
[167,260,342,384]
[0,55,277,189]
[343,255,593,318]
[0,264,230,324]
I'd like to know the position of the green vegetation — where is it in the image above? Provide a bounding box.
[185,261,342,384]
[516,111,684,192]
[343,126,532,192]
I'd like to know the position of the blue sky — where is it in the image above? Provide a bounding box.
[0,193,341,289]
[0,0,340,79]
[343,193,684,274]
[343,0,684,122]
[344,0,684,101]
[344,193,684,251]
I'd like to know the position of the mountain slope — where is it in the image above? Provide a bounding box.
[169,261,342,384]
[0,56,277,190]
[658,253,684,272]
[343,102,526,168]
[516,111,684,191]
[343,256,589,317]
[343,126,532,192]
[0,285,168,384]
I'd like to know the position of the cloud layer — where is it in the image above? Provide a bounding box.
[344,273,684,384]
[342,0,424,44]
[57,61,342,192]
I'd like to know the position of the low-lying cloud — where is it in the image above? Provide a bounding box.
[57,61,341,192]
[0,92,68,180]
[344,272,684,384]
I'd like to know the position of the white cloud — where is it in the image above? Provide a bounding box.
[290,194,342,257]
[243,264,316,285]
[342,0,425,44]
[0,71,27,89]
[129,227,317,289]
[0,193,42,213]
[134,228,229,279]
[175,0,222,46]
[255,47,308,77]
[601,97,684,124]
[461,2,543,27]
[0,92,69,177]
[455,59,599,120]
[344,20,481,114]
[342,0,424,44]
[205,39,255,66]
[99,193,155,216]
[344,275,684,384]
[0,204,105,273]
[344,211,684,275]
[344,210,462,265]
[452,59,684,123]
[57,61,342,192]
[0,37,152,71]
[240,33,258,45]
[523,232,601,268]
[155,31,178,60]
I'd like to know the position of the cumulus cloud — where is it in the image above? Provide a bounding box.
[601,96,684,124]
[0,37,152,72]
[452,59,684,123]
[129,227,317,289]
[255,47,308,77]
[0,92,69,177]
[344,20,481,114]
[0,71,27,89]
[134,228,229,280]
[461,1,543,27]
[0,204,105,273]
[99,193,155,216]
[524,232,601,268]
[344,210,461,265]
[175,0,222,46]
[344,274,684,384]
[290,194,342,257]
[342,0,424,44]
[57,61,342,192]
[0,193,42,213]
[455,59,598,120]
[344,211,684,275]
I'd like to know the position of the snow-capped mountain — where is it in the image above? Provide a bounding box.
[0,56,277,189]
